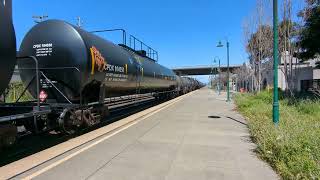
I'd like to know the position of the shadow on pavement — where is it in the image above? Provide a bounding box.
[208,115,221,119]
[225,116,248,126]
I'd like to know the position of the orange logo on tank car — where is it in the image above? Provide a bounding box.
[90,46,106,74]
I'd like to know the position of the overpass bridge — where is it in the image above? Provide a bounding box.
[172,65,241,75]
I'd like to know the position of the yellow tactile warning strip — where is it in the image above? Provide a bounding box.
[0,91,196,180]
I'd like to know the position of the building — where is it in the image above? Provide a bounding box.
[261,53,320,92]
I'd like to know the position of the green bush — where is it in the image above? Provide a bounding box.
[235,92,320,179]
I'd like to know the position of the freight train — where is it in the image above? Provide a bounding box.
[0,1,203,147]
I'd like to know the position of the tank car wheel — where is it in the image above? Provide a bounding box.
[82,110,95,127]
[58,109,77,134]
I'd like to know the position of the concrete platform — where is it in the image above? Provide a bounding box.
[14,88,278,180]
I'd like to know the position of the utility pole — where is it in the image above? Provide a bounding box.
[273,0,280,125]
[32,15,48,23]
[210,65,214,89]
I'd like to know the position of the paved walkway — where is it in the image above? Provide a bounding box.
[18,88,278,180]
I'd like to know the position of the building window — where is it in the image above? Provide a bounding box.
[301,79,320,92]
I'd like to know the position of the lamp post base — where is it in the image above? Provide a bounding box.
[273,102,279,125]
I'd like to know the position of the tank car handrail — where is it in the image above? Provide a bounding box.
[14,56,41,132]
[19,67,80,71]
[17,66,83,105]
[129,35,158,62]
[90,29,127,46]
[89,28,158,62]
[17,56,40,108]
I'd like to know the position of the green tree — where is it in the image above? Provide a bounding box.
[298,0,320,59]
[278,19,299,53]
[246,25,273,64]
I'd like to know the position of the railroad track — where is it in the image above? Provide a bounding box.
[0,97,160,167]
[0,90,194,180]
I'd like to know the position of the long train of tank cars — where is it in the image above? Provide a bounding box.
[0,1,204,148]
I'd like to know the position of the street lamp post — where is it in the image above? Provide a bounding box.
[211,63,215,90]
[273,0,279,125]
[217,40,230,102]
[214,57,221,95]
[210,67,213,89]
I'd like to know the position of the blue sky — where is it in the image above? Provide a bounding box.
[12,0,304,82]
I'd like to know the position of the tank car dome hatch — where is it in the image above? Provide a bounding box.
[0,0,17,95]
